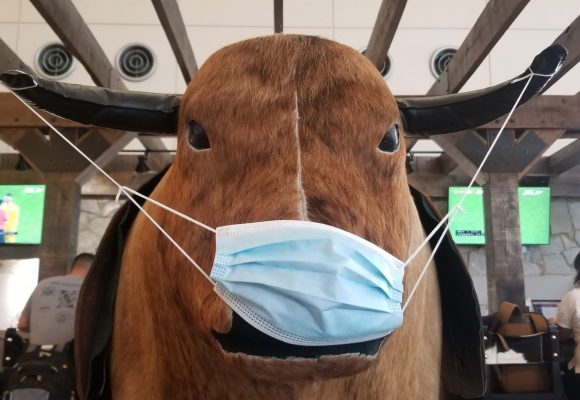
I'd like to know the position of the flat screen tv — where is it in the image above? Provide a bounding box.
[448,186,550,245]
[0,185,46,245]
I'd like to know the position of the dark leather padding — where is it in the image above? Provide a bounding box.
[74,169,168,400]
[410,186,485,399]
[397,44,567,135]
[0,71,181,134]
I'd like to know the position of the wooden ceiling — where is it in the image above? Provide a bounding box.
[0,0,579,196]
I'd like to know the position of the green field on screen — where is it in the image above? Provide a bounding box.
[448,187,550,245]
[0,185,46,244]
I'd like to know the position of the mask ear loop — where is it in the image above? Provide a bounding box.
[4,86,216,286]
[402,68,554,312]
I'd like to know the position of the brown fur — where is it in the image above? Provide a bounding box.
[111,35,442,399]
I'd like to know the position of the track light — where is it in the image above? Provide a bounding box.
[16,155,31,171]
[406,152,415,174]
[135,154,150,173]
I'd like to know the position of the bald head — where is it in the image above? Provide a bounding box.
[69,253,94,278]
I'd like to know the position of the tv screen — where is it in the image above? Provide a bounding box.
[0,185,46,245]
[448,186,550,245]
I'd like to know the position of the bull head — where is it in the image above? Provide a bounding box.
[0,36,566,399]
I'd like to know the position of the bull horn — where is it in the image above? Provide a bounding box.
[397,44,567,135]
[0,71,181,134]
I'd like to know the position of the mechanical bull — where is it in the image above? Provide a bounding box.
[1,35,565,400]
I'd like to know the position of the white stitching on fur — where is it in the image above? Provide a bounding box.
[293,90,309,220]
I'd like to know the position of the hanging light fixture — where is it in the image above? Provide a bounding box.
[15,154,31,171]
[135,154,150,173]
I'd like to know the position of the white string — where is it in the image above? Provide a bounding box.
[5,88,215,285]
[402,69,552,309]
[402,208,460,312]
[402,204,463,268]
[511,68,555,84]
[117,186,217,233]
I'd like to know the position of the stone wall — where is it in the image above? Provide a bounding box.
[77,199,124,254]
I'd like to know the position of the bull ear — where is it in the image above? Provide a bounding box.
[397,44,567,135]
[0,70,181,134]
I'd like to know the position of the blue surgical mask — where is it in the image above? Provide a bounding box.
[211,220,404,346]
[115,186,462,347]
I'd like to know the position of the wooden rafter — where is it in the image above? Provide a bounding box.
[365,0,407,71]
[29,0,125,90]
[30,0,171,167]
[274,0,283,33]
[482,94,580,130]
[75,130,138,184]
[0,39,34,74]
[0,128,134,176]
[152,0,198,82]
[548,137,580,175]
[408,156,580,198]
[426,0,527,182]
[0,94,84,128]
[430,131,487,185]
[541,15,580,93]
[517,129,566,178]
[427,0,529,95]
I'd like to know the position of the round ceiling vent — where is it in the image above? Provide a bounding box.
[35,43,75,79]
[430,47,457,77]
[361,48,392,78]
[116,44,156,81]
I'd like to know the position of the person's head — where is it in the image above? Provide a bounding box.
[69,252,94,278]
[3,193,12,204]
[574,251,580,287]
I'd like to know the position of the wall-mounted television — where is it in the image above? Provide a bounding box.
[0,185,46,245]
[448,187,550,245]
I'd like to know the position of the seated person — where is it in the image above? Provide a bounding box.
[17,253,94,346]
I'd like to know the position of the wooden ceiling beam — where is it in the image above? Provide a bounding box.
[431,131,487,185]
[75,130,138,184]
[0,94,84,128]
[0,39,34,74]
[481,94,580,130]
[548,137,580,175]
[541,15,580,93]
[30,0,171,166]
[151,0,198,83]
[517,129,566,178]
[426,0,529,181]
[0,129,46,173]
[274,0,283,33]
[437,153,459,175]
[30,0,125,90]
[428,0,529,95]
[365,0,407,70]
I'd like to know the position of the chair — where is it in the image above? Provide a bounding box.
[484,326,565,400]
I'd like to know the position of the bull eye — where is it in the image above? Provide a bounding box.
[378,124,400,153]
[188,120,210,150]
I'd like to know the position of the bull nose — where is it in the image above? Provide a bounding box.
[213,312,385,359]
